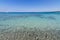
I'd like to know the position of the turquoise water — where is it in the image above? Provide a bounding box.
[0,12,60,32]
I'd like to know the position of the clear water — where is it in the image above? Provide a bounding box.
[0,12,60,31]
[0,12,60,40]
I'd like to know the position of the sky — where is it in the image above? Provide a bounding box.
[0,0,60,12]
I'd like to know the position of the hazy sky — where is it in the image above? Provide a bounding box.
[0,0,60,12]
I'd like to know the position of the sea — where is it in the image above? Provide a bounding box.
[0,12,60,31]
[0,12,60,40]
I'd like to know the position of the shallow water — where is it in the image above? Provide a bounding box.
[0,12,60,30]
[0,12,60,40]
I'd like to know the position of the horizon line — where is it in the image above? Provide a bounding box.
[0,11,60,12]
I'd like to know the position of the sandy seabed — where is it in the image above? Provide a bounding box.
[0,13,60,40]
[0,26,60,40]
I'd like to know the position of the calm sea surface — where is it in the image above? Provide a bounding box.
[0,12,60,32]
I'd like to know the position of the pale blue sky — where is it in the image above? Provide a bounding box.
[0,0,60,12]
